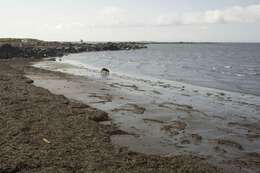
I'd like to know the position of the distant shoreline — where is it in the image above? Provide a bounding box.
[143,41,260,44]
[1,38,259,45]
[0,38,147,59]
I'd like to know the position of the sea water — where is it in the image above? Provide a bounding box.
[58,43,260,96]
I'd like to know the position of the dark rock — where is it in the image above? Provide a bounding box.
[89,110,109,122]
[0,44,22,59]
[25,79,34,84]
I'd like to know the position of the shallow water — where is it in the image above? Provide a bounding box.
[58,43,260,96]
[29,44,260,173]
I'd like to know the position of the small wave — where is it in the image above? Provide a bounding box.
[236,74,245,77]
[246,72,258,76]
[58,59,100,73]
[52,51,260,97]
[212,67,217,71]
[225,66,232,69]
[54,60,257,96]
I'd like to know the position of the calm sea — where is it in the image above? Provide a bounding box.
[60,43,260,96]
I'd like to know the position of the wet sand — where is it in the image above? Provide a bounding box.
[0,59,223,172]
[26,59,260,173]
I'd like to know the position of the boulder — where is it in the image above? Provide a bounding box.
[25,79,34,84]
[89,110,109,122]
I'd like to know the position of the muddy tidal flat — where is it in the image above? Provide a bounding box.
[26,57,260,173]
[0,59,224,172]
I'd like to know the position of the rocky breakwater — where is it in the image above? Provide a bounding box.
[0,44,64,59]
[0,40,147,59]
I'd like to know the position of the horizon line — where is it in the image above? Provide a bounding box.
[0,37,260,44]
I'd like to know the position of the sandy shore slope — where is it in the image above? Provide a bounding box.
[0,59,223,172]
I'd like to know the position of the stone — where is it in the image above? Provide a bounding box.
[25,79,34,84]
[89,110,109,122]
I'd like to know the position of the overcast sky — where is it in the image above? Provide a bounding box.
[1,0,260,42]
